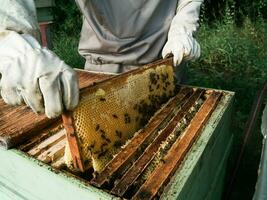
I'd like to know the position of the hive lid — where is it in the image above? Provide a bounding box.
[0,70,111,149]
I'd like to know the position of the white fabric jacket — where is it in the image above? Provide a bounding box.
[76,0,203,72]
[0,0,203,71]
[0,0,40,39]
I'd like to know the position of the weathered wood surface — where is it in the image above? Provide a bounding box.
[27,129,65,157]
[110,89,204,196]
[0,70,110,149]
[91,86,192,187]
[133,91,222,200]
[51,156,65,169]
[37,138,66,163]
[18,121,63,152]
[62,110,85,172]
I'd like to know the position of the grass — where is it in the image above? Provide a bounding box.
[52,34,85,68]
[52,11,267,199]
[189,18,267,199]
[51,0,85,68]
[190,18,267,143]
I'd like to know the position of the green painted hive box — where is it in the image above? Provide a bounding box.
[34,0,55,48]
[0,71,235,200]
[35,0,55,23]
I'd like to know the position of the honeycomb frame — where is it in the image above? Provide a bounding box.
[62,58,176,172]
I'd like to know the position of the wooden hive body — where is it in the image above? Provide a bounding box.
[0,59,235,200]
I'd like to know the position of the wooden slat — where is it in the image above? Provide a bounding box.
[62,111,85,172]
[18,121,62,152]
[111,89,204,196]
[0,70,110,149]
[51,157,65,169]
[27,129,65,157]
[79,58,173,96]
[91,87,194,187]
[76,70,113,90]
[133,91,222,200]
[37,139,66,163]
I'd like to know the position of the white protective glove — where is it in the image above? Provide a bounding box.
[0,31,79,118]
[162,0,203,66]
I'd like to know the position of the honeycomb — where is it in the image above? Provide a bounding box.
[65,64,176,172]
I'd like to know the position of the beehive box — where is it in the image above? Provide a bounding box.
[34,0,55,48]
[0,59,234,200]
[35,0,54,22]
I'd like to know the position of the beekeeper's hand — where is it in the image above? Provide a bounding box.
[0,31,79,118]
[162,0,203,66]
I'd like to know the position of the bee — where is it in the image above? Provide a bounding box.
[115,130,122,138]
[84,159,90,166]
[112,114,118,119]
[105,137,111,143]
[140,99,145,104]
[165,81,170,86]
[98,150,108,159]
[88,140,96,151]
[113,140,123,148]
[93,150,101,155]
[133,104,138,110]
[97,143,109,158]
[149,72,157,85]
[100,97,106,101]
[149,85,153,92]
[95,124,100,131]
[161,73,168,82]
[124,113,131,124]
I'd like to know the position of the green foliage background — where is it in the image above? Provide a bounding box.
[51,1,267,199]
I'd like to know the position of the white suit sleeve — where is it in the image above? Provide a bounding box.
[174,0,203,34]
[0,1,79,118]
[162,0,203,66]
[0,0,40,39]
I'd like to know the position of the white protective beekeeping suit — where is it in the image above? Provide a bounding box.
[0,0,203,118]
[76,0,203,73]
[0,0,79,118]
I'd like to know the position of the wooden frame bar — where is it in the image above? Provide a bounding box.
[63,58,174,173]
[62,111,85,172]
[133,91,222,200]
[110,89,204,196]
[91,87,193,187]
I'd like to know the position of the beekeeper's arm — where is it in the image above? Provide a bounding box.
[0,0,79,118]
[162,0,203,66]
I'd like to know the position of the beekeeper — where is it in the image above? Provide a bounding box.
[0,0,203,118]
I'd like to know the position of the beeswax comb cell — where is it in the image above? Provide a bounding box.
[62,58,177,172]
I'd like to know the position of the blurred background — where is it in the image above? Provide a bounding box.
[47,0,267,199]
